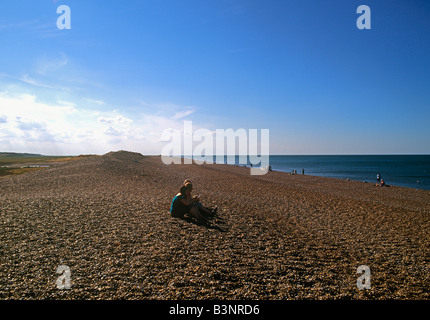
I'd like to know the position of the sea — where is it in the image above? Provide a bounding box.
[188,155,430,191]
[267,155,430,191]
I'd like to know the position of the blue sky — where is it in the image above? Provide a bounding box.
[0,0,429,155]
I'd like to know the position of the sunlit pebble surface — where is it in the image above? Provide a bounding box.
[0,151,429,299]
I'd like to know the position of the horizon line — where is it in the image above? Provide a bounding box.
[2,151,430,157]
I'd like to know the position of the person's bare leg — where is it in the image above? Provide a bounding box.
[190,206,207,224]
[199,206,212,216]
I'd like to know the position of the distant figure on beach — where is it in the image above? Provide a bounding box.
[376,173,381,184]
[302,168,305,175]
[376,179,390,187]
[170,180,217,224]
[268,165,272,172]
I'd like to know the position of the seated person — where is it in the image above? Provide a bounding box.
[183,179,217,216]
[377,179,386,187]
[170,185,209,224]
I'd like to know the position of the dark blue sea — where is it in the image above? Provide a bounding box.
[183,155,430,190]
[266,155,430,191]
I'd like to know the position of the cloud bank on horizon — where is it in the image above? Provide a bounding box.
[0,89,195,156]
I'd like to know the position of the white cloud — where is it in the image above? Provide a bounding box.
[172,108,195,119]
[35,53,68,75]
[97,115,132,125]
[0,92,199,155]
[105,126,122,136]
[19,74,54,88]
[84,98,105,105]
[57,100,77,107]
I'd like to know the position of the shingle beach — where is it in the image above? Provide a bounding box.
[1,151,429,299]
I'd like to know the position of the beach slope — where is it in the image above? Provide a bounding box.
[0,151,428,299]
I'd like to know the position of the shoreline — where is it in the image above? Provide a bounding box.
[179,154,430,191]
[268,168,426,191]
[180,158,430,192]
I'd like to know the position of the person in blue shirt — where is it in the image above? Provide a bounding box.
[170,184,209,224]
[170,180,218,224]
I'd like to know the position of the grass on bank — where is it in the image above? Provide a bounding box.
[0,153,95,177]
